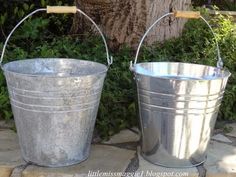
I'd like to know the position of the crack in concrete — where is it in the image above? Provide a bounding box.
[97,141,139,151]
[225,135,236,146]
[196,164,207,177]
[10,163,32,177]
[127,128,139,135]
[122,152,139,177]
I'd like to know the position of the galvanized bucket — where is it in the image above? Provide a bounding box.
[0,6,112,167]
[130,11,231,168]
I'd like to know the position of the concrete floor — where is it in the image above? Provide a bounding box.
[1,121,236,177]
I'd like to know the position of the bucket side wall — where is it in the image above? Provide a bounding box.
[135,73,229,167]
[5,71,106,167]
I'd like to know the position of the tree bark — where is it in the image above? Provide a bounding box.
[72,0,191,49]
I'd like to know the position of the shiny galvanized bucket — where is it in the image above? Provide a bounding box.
[0,6,112,167]
[130,11,231,168]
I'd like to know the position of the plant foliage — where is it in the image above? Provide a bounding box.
[0,4,235,138]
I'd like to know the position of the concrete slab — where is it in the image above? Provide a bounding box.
[136,148,199,177]
[0,166,13,177]
[226,123,236,138]
[211,134,232,143]
[205,141,236,176]
[22,145,136,177]
[0,129,24,177]
[0,120,14,129]
[2,127,236,177]
[103,129,139,144]
[10,165,28,177]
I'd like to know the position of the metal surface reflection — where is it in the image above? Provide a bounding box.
[134,62,230,167]
[3,58,107,167]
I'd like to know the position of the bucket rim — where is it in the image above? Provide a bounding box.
[132,61,231,81]
[2,58,108,78]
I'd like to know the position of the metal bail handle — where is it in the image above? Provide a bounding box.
[0,6,113,69]
[130,11,223,71]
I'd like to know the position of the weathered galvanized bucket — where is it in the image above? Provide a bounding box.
[0,6,112,167]
[130,11,231,168]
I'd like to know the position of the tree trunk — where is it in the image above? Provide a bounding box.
[72,0,191,49]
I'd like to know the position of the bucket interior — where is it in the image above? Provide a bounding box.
[3,58,107,77]
[134,62,231,80]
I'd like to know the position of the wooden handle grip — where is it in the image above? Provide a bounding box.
[174,11,201,19]
[46,6,77,14]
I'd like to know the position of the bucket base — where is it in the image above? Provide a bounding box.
[22,155,89,168]
[140,151,206,168]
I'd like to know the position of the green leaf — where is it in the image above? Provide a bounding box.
[41,0,46,7]
[23,3,29,11]
[0,12,7,25]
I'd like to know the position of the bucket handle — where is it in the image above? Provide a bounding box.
[130,11,223,70]
[0,6,113,68]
